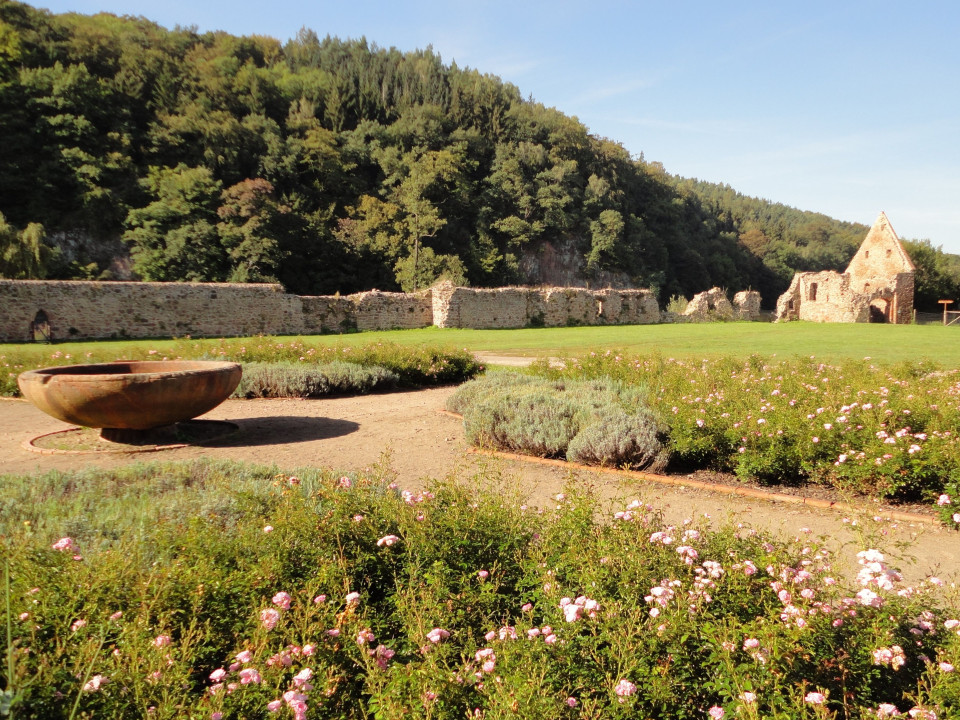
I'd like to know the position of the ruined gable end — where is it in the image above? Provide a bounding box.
[846,211,915,283]
[775,212,915,324]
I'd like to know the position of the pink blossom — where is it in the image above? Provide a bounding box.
[875,703,900,717]
[377,534,400,547]
[477,570,489,580]
[212,713,223,720]
[303,644,316,656]
[566,697,578,707]
[71,619,86,632]
[209,668,227,682]
[939,662,955,672]
[521,602,533,612]
[357,629,376,645]
[239,667,262,684]
[313,594,327,604]
[345,591,361,606]
[267,700,283,712]
[52,536,75,551]
[743,638,760,650]
[235,650,253,664]
[83,674,108,692]
[272,592,292,610]
[426,627,450,643]
[326,628,340,637]
[937,494,951,506]
[260,608,280,630]
[739,692,756,704]
[153,634,172,648]
[337,476,351,488]
[481,660,495,673]
[263,525,274,533]
[614,678,637,701]
[293,668,313,687]
[805,691,826,704]
[374,645,395,669]
[708,706,725,719]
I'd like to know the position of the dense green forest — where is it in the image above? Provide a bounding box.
[1,1,958,308]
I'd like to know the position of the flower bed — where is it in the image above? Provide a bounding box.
[2,460,959,718]
[525,352,960,521]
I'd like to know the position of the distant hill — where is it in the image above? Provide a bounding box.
[1,1,957,309]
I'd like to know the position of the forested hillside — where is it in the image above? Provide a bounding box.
[1,1,957,308]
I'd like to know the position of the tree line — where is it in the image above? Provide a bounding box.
[1,1,957,309]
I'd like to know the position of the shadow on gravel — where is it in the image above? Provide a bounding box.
[209,416,360,447]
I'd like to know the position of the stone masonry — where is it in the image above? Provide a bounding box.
[430,282,660,329]
[0,279,663,342]
[776,212,915,324]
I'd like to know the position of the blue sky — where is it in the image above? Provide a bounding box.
[30,0,960,253]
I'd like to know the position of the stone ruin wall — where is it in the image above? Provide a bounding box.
[775,272,871,323]
[774,271,915,324]
[0,280,305,342]
[431,283,660,329]
[0,280,663,342]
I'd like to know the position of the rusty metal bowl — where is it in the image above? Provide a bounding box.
[18,361,242,438]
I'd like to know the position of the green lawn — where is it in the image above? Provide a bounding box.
[3,321,959,366]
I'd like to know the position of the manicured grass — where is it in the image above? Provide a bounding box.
[4,322,959,366]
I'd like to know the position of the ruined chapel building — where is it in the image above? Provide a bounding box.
[775,212,915,324]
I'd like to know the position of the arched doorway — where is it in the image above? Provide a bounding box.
[869,298,890,323]
[31,310,52,342]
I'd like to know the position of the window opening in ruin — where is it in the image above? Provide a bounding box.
[865,250,870,258]
[31,309,51,343]
[808,283,818,301]
[864,283,871,292]
[597,300,604,317]
[886,249,892,257]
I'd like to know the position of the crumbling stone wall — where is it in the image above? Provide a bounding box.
[0,280,304,342]
[350,290,433,331]
[733,290,762,320]
[431,283,660,329]
[0,280,660,342]
[775,272,871,323]
[776,212,915,324]
[682,288,734,320]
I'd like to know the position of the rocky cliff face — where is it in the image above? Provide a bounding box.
[519,237,633,288]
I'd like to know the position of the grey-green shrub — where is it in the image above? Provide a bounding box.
[234,361,398,398]
[566,406,667,470]
[445,371,539,415]
[450,372,668,467]
[466,388,586,456]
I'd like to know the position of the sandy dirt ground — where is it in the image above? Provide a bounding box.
[2,385,960,584]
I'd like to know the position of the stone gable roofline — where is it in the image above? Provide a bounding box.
[846,211,915,274]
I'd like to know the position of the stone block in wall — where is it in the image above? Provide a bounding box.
[452,287,532,329]
[733,291,762,321]
[430,280,458,328]
[350,290,433,331]
[683,288,733,321]
[300,295,356,333]
[614,289,661,324]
